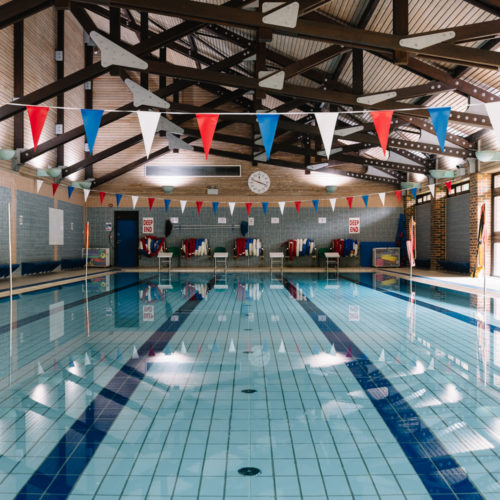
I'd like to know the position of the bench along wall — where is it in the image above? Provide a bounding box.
[87,204,403,267]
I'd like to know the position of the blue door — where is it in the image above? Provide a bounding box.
[116,219,138,267]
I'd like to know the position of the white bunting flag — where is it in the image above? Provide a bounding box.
[378,349,385,362]
[83,189,90,202]
[229,339,236,352]
[228,202,235,215]
[314,112,338,159]
[132,346,139,359]
[278,339,286,353]
[137,111,161,158]
[131,195,138,208]
[428,184,435,198]
[37,361,44,375]
[278,201,285,214]
[379,192,386,206]
[428,357,435,370]
[330,343,336,355]
[181,342,187,354]
[329,198,336,212]
[84,352,91,366]
[486,102,500,145]
[180,200,187,213]
[36,179,43,193]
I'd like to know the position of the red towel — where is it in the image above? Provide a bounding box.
[236,238,247,257]
[288,240,297,261]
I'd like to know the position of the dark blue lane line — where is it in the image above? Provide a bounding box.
[0,274,155,336]
[283,277,483,500]
[15,278,214,500]
[341,273,500,334]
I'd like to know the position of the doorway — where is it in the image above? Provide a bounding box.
[115,211,138,267]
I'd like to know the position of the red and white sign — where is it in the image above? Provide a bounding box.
[349,217,360,234]
[349,304,360,322]
[142,217,154,234]
[143,305,154,322]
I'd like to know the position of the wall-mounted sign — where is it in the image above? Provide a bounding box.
[248,217,254,226]
[271,217,279,224]
[142,217,154,234]
[318,217,326,224]
[218,217,227,224]
[105,222,112,232]
[143,305,154,322]
[349,217,360,234]
[349,304,360,321]
[170,217,178,224]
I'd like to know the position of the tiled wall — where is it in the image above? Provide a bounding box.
[415,203,431,260]
[0,186,10,263]
[58,200,84,260]
[446,193,470,263]
[87,205,403,267]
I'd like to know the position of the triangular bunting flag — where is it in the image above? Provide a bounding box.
[148,344,155,356]
[99,191,106,205]
[228,202,235,215]
[428,358,435,370]
[486,102,500,145]
[164,199,170,212]
[362,195,369,207]
[212,201,218,214]
[196,114,219,159]
[246,202,252,215]
[68,357,74,368]
[116,193,122,206]
[36,179,43,193]
[279,201,285,214]
[410,187,418,200]
[83,189,90,202]
[180,200,187,213]
[84,352,91,365]
[395,190,402,203]
[256,113,280,160]
[278,339,286,353]
[212,341,219,353]
[37,361,44,375]
[181,342,187,354]
[100,352,106,361]
[378,349,385,362]
[229,339,236,352]
[379,192,385,206]
[312,199,319,212]
[67,186,74,199]
[81,108,104,155]
[137,111,161,158]
[328,343,336,355]
[346,345,353,358]
[370,110,394,154]
[131,195,138,208]
[445,180,452,194]
[132,346,139,359]
[148,197,155,210]
[428,107,451,152]
[52,183,59,196]
[117,348,122,360]
[346,197,353,209]
[196,201,203,214]
[295,201,301,213]
[429,184,435,198]
[26,106,49,151]
[329,198,336,212]
[164,344,171,355]
[314,112,338,159]
[262,202,268,215]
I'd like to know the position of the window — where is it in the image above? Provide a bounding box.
[446,180,470,198]
[416,193,432,204]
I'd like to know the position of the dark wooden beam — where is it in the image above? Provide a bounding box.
[0,0,54,30]
[13,21,24,150]
[140,11,149,87]
[284,44,349,79]
[56,9,64,166]
[393,0,408,64]
[461,0,500,17]
[352,49,363,95]
[84,36,94,178]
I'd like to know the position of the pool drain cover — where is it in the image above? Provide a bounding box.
[238,467,261,476]
[242,389,257,394]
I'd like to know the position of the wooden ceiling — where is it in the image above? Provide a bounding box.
[0,0,499,197]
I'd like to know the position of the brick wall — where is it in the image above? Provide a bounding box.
[430,185,447,270]
[469,173,491,275]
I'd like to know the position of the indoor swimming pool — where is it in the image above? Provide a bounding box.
[0,271,499,499]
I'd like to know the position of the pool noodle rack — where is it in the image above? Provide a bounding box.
[233,238,264,259]
[283,239,317,261]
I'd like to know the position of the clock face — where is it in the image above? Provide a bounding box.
[248,171,271,194]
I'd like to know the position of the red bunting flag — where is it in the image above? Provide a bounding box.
[445,180,452,194]
[295,201,301,213]
[196,114,219,159]
[196,201,203,214]
[52,183,59,196]
[148,197,155,210]
[346,197,353,209]
[26,106,49,151]
[370,110,394,155]
[99,192,106,205]
[246,202,252,215]
[395,190,402,203]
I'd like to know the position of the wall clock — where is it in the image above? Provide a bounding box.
[248,171,271,194]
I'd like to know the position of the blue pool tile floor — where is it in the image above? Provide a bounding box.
[0,271,498,498]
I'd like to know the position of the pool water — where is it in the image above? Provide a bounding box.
[0,271,499,499]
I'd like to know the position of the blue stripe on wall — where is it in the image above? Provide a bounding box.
[15,278,214,499]
[282,277,483,500]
